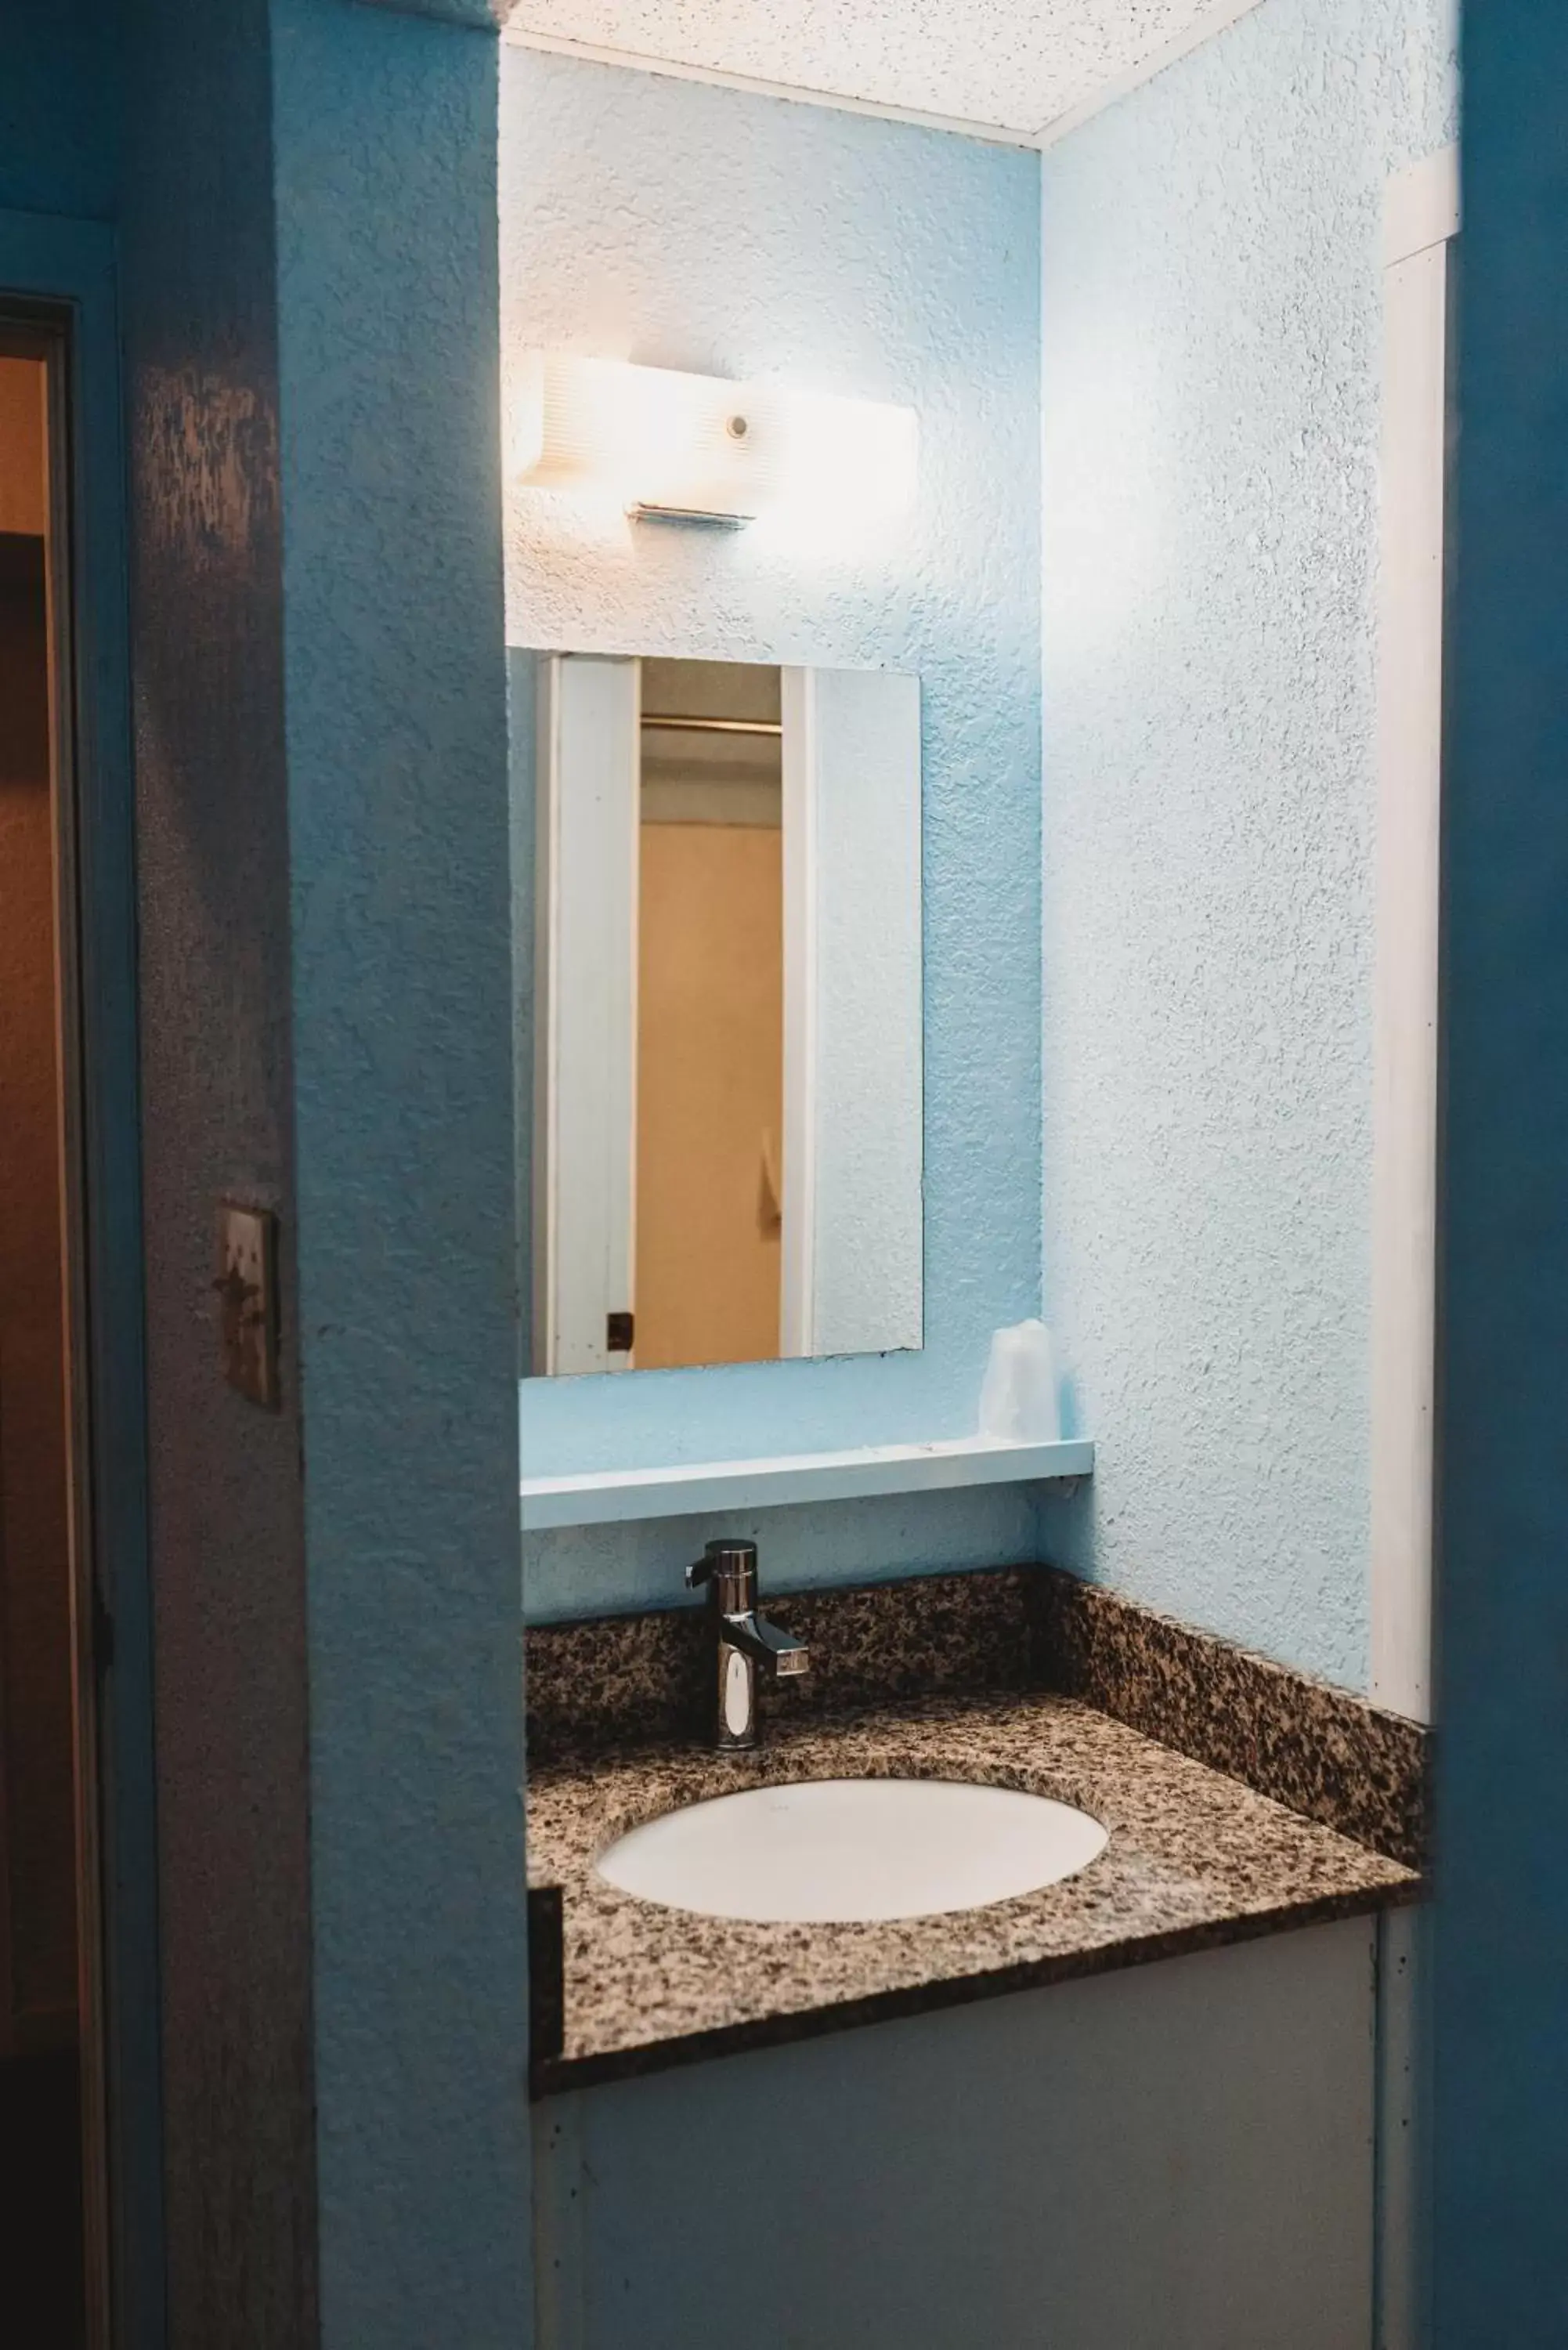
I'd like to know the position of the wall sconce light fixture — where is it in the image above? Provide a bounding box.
[509,352,917,531]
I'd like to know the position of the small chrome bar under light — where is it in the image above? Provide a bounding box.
[509,352,917,533]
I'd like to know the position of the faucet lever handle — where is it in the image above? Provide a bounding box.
[685,1538,758,1610]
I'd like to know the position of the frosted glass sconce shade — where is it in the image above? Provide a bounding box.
[509,352,917,530]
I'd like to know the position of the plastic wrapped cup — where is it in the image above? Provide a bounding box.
[977,1319,1061,1444]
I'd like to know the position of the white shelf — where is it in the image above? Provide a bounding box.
[519,1435,1094,1531]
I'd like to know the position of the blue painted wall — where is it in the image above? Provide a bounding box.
[501,52,1044,1622]
[1429,5,1568,2336]
[2,1,532,2340]
[1035,0,1456,1686]
[270,4,530,2345]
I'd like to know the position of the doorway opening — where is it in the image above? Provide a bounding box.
[0,320,111,2348]
[636,659,785,1370]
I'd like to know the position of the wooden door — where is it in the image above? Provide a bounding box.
[634,821,783,1369]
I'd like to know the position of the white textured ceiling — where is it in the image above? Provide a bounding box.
[504,0,1258,141]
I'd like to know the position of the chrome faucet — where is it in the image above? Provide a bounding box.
[686,1538,809,1751]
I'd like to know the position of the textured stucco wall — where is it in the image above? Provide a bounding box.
[502,52,1043,1621]
[120,1,319,2340]
[118,2,531,2340]
[270,5,531,2345]
[1036,0,1457,1684]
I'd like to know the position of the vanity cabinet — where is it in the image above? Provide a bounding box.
[532,1915,1375,2350]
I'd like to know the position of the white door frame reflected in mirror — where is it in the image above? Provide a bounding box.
[779,663,817,1359]
[534,653,641,1376]
[526,651,923,1379]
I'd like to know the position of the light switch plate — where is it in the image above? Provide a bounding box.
[217,1201,280,1408]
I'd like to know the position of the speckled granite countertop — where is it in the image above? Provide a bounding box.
[527,1689,1417,2096]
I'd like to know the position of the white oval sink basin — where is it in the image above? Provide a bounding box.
[595,1777,1108,1924]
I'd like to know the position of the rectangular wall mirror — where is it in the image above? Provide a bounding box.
[515,653,923,1377]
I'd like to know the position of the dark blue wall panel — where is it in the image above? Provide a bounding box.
[1432,5,1568,2340]
[0,0,121,223]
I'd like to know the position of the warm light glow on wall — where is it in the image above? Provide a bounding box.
[509,352,917,534]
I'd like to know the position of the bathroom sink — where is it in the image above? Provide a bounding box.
[594,1777,1108,1924]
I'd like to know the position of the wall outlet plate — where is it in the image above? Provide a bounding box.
[216,1201,279,1409]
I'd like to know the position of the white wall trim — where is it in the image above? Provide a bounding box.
[1370,148,1458,1724]
[1384,143,1461,268]
[501,20,1042,150]
[1034,0,1266,147]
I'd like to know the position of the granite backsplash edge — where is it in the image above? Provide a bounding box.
[523,1563,1429,1871]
